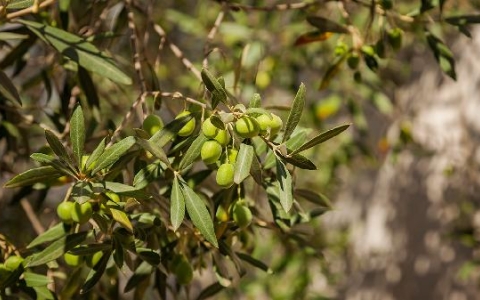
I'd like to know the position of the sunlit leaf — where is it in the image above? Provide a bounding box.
[24,272,53,287]
[201,68,227,108]
[6,0,33,9]
[110,207,133,233]
[85,137,106,171]
[234,143,254,184]
[27,223,67,249]
[149,114,194,146]
[179,133,208,170]
[136,137,170,166]
[45,130,70,162]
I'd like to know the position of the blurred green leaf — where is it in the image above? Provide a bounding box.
[425,31,457,80]
[6,0,33,9]
[110,207,133,233]
[19,20,132,85]
[124,261,153,293]
[249,93,261,108]
[195,282,225,300]
[290,124,350,155]
[80,251,110,294]
[306,16,350,34]
[236,252,273,274]
[294,189,332,208]
[68,244,112,256]
[0,70,22,105]
[91,136,136,174]
[24,272,53,287]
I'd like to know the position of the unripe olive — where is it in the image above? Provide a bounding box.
[216,163,235,188]
[86,251,103,268]
[215,205,229,222]
[226,148,238,163]
[175,111,196,137]
[64,252,83,267]
[0,264,11,281]
[234,116,260,138]
[4,256,23,271]
[387,28,403,50]
[143,114,164,136]
[71,201,93,224]
[214,129,230,146]
[173,255,193,285]
[201,118,219,138]
[347,52,360,69]
[57,201,74,224]
[233,203,252,229]
[201,140,222,165]
[255,113,283,137]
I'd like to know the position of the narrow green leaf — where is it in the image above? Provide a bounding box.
[4,166,63,188]
[276,158,293,212]
[250,154,263,185]
[0,70,22,105]
[425,31,457,80]
[234,144,254,184]
[33,286,55,300]
[282,83,306,142]
[45,130,70,161]
[195,282,225,300]
[282,153,317,170]
[179,133,208,170]
[294,188,332,208]
[71,181,94,204]
[320,55,346,90]
[149,114,194,146]
[25,232,88,267]
[290,124,350,155]
[136,137,170,165]
[70,105,85,166]
[0,32,29,41]
[68,244,112,256]
[6,0,33,9]
[445,15,480,25]
[171,176,185,232]
[137,248,161,266]
[236,252,273,274]
[133,161,162,189]
[24,272,53,287]
[85,137,106,171]
[98,181,148,198]
[19,20,132,85]
[80,251,110,294]
[201,68,227,108]
[27,223,67,249]
[180,181,218,247]
[30,153,56,164]
[209,115,225,130]
[91,136,136,174]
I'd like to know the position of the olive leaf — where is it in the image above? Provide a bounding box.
[27,223,68,249]
[70,106,85,167]
[0,70,22,105]
[80,251,111,294]
[283,83,306,142]
[276,157,293,212]
[289,124,350,155]
[91,136,136,174]
[234,143,254,184]
[171,176,186,232]
[4,166,64,188]
[178,133,208,170]
[180,180,218,248]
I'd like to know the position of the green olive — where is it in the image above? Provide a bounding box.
[57,201,74,224]
[4,256,23,271]
[388,28,403,50]
[234,116,260,138]
[233,203,252,229]
[347,52,360,69]
[86,251,103,268]
[173,255,193,285]
[216,163,235,188]
[71,201,93,224]
[255,113,283,136]
[64,252,83,267]
[214,129,230,146]
[201,140,222,165]
[143,114,164,136]
[215,205,229,222]
[0,264,11,281]
[175,111,196,137]
[201,117,219,138]
[226,148,238,163]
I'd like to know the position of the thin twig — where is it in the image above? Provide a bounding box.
[109,93,145,145]
[6,0,55,20]
[219,0,315,12]
[203,7,226,68]
[20,198,45,235]
[152,23,202,81]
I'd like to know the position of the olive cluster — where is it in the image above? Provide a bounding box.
[56,201,93,225]
[199,112,283,189]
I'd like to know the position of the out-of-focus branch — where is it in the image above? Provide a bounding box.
[5,0,55,20]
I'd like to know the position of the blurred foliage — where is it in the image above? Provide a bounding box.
[0,0,479,299]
